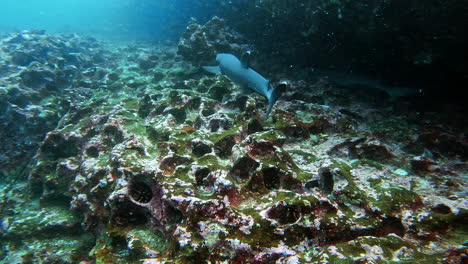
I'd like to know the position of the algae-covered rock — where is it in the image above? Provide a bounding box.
[0,30,108,181]
[1,29,466,264]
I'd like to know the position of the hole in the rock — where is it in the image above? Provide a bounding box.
[159,155,191,172]
[247,119,263,134]
[29,171,44,197]
[102,125,124,146]
[40,194,72,208]
[112,200,148,226]
[266,204,301,225]
[129,181,153,203]
[188,97,202,109]
[377,216,405,237]
[41,133,80,159]
[195,167,211,186]
[85,145,100,157]
[305,179,320,189]
[164,202,184,225]
[214,135,236,158]
[111,235,127,251]
[263,167,280,189]
[209,85,230,101]
[230,157,259,181]
[192,141,212,157]
[431,203,452,214]
[167,108,186,124]
[201,107,215,117]
[319,169,334,194]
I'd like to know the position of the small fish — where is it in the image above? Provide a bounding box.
[203,53,283,119]
[181,125,197,134]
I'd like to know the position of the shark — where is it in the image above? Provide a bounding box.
[203,53,282,119]
[308,68,422,98]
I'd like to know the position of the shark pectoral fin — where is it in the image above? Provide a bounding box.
[264,82,284,120]
[202,66,221,74]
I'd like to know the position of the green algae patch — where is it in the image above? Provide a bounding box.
[296,170,313,182]
[232,192,329,248]
[2,234,95,264]
[207,127,240,143]
[287,149,318,180]
[352,158,385,170]
[196,154,230,171]
[230,208,284,248]
[329,161,353,181]
[238,223,284,248]
[309,235,445,263]
[367,177,383,187]
[168,134,196,155]
[92,225,170,264]
[262,150,300,171]
[146,122,173,143]
[329,160,379,208]
[121,118,147,136]
[117,147,150,171]
[172,165,193,183]
[372,186,421,215]
[417,208,468,235]
[248,141,302,177]
[6,205,80,236]
[127,227,169,253]
[60,113,94,134]
[197,222,228,248]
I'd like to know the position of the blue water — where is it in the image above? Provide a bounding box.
[0,0,215,41]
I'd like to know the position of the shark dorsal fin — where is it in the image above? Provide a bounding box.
[240,50,252,69]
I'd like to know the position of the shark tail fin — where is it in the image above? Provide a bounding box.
[202,66,221,74]
[265,82,284,120]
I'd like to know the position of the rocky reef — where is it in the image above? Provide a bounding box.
[0,27,467,264]
[0,30,107,180]
[177,16,252,66]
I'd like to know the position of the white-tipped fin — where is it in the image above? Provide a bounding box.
[202,66,221,74]
[240,50,252,68]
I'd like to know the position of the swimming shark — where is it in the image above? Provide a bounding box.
[203,53,282,119]
[308,68,422,98]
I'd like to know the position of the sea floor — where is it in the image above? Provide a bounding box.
[0,31,467,263]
